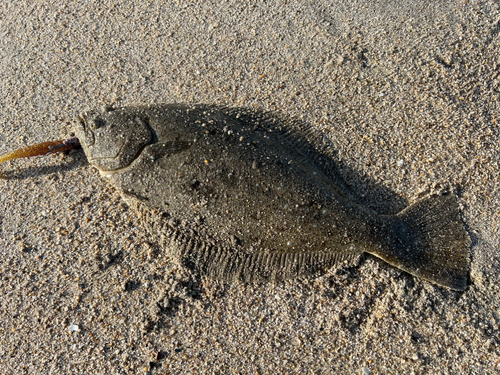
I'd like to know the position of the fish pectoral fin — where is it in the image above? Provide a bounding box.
[145,140,192,161]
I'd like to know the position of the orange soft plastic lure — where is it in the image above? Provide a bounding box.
[0,137,80,165]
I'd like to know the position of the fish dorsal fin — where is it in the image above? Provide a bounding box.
[191,105,354,199]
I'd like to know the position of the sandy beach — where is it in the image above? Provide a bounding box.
[0,1,499,374]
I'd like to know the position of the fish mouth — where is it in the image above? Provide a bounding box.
[77,115,95,148]
[89,141,147,175]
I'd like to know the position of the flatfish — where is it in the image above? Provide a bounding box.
[75,104,470,290]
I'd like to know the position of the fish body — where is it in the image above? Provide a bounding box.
[76,104,470,290]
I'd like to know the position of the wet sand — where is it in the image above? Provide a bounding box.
[0,1,499,374]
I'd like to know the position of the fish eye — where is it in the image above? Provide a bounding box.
[77,116,95,146]
[93,118,106,129]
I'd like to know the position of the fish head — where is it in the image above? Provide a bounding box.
[76,108,153,173]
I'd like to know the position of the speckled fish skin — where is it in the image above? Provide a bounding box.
[76,104,470,290]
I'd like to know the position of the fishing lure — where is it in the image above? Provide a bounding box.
[0,137,79,164]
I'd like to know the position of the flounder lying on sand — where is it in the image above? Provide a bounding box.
[0,104,470,290]
[72,104,470,290]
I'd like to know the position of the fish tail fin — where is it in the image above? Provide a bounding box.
[376,193,470,290]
